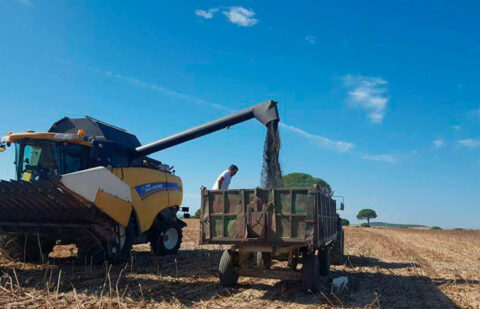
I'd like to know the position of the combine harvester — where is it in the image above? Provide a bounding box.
[0,100,279,264]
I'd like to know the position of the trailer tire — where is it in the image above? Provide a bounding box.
[302,253,320,293]
[331,228,345,265]
[0,233,55,262]
[318,247,331,277]
[289,259,299,271]
[219,250,239,287]
[256,252,272,269]
[150,221,183,256]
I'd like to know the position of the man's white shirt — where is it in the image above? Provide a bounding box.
[212,170,231,190]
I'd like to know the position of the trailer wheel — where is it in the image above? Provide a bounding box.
[302,253,320,293]
[331,228,345,265]
[219,250,239,287]
[256,252,272,269]
[150,222,183,256]
[0,233,55,262]
[289,259,299,271]
[318,247,331,277]
[288,251,300,271]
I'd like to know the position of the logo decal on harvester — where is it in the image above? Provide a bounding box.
[134,182,181,200]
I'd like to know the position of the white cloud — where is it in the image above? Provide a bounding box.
[452,125,461,132]
[343,75,389,123]
[466,108,479,121]
[470,106,480,121]
[305,35,315,44]
[109,72,355,154]
[46,55,358,155]
[18,0,33,5]
[280,123,355,153]
[468,46,480,54]
[362,154,396,163]
[93,66,356,155]
[195,8,219,19]
[90,66,233,112]
[433,139,445,148]
[223,7,258,27]
[457,139,480,148]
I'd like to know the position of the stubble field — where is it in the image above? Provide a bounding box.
[0,219,478,308]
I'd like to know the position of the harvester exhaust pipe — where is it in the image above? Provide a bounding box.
[134,100,279,157]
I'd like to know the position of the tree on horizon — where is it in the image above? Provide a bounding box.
[357,209,377,225]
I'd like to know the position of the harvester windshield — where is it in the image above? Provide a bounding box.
[14,140,89,181]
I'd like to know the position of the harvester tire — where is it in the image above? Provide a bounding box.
[150,222,182,256]
[78,221,135,265]
[256,252,272,269]
[302,253,320,293]
[0,233,55,262]
[219,250,239,287]
[109,221,135,263]
[77,239,107,266]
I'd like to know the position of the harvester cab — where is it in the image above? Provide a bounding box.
[0,100,279,264]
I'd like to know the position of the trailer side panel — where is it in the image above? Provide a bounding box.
[200,186,338,248]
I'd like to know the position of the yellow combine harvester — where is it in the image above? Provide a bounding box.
[0,100,279,264]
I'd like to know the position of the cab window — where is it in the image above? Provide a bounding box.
[63,144,89,174]
[15,141,58,181]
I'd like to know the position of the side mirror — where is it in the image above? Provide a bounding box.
[340,202,344,211]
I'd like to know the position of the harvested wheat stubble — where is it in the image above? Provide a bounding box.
[0,220,478,308]
[261,120,283,189]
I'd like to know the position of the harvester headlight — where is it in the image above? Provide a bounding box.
[53,134,78,141]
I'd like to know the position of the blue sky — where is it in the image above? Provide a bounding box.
[1,1,479,228]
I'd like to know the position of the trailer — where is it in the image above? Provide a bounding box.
[199,185,345,292]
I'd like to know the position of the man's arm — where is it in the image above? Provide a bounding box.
[217,176,224,190]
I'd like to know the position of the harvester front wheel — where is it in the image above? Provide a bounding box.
[0,233,55,262]
[77,238,107,265]
[150,222,182,256]
[78,221,135,265]
[109,221,134,263]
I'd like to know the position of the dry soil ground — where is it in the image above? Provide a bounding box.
[0,219,478,308]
